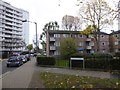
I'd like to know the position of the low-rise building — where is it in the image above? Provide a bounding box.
[109,30,120,53]
[46,30,110,57]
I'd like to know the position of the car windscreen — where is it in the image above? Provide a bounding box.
[8,57,17,61]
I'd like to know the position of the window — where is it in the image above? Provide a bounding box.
[79,42,83,46]
[114,34,118,38]
[119,41,120,44]
[101,35,104,38]
[102,49,105,53]
[90,42,94,46]
[54,51,60,55]
[115,49,118,52]
[63,34,68,38]
[74,35,77,38]
[114,42,118,45]
[54,34,60,38]
[55,41,60,46]
[79,35,83,38]
[63,34,65,37]
[102,42,105,45]
[119,49,120,52]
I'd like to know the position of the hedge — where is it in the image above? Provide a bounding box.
[85,59,111,70]
[110,59,120,70]
[70,53,119,70]
[36,54,120,71]
[37,56,55,66]
[70,58,120,70]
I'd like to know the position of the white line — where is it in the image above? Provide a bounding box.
[0,71,11,79]
[0,59,2,62]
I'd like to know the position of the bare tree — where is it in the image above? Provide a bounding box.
[62,15,81,31]
[40,21,59,51]
[78,0,118,52]
[74,16,81,31]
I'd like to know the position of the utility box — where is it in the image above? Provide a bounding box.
[70,57,85,69]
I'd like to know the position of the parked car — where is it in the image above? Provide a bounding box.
[6,56,23,67]
[34,53,37,57]
[30,53,34,57]
[25,54,31,61]
[19,55,28,63]
[11,52,20,56]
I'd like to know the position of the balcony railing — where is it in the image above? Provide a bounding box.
[50,46,56,50]
[86,46,92,49]
[86,38,91,41]
[50,37,55,42]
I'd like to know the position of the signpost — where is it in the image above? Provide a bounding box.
[70,57,85,69]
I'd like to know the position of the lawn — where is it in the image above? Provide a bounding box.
[40,72,120,89]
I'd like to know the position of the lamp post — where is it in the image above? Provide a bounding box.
[22,20,38,53]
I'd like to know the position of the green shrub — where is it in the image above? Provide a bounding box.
[110,59,120,70]
[71,58,120,70]
[85,59,111,70]
[115,52,120,57]
[92,53,113,59]
[37,56,55,66]
[70,53,112,69]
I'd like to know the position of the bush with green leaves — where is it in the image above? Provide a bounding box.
[37,56,55,66]
[110,59,120,70]
[70,53,120,70]
[115,52,120,57]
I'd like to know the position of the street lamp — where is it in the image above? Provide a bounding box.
[22,20,38,53]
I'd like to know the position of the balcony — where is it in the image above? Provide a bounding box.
[50,37,55,42]
[5,22,13,26]
[4,35,11,38]
[50,46,56,50]
[5,26,12,29]
[2,39,11,42]
[5,13,13,18]
[2,48,10,51]
[86,38,91,41]
[86,46,92,49]
[90,43,94,46]
[2,30,12,34]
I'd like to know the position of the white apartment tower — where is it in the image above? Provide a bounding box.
[22,10,29,46]
[0,0,29,58]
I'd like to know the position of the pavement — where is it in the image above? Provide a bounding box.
[1,57,119,89]
[0,59,3,62]
[2,57,36,88]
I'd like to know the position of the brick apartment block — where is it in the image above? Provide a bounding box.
[45,30,120,57]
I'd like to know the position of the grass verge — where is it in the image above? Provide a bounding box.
[40,72,120,88]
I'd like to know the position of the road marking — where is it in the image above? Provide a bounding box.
[0,59,8,62]
[0,59,2,62]
[0,71,11,79]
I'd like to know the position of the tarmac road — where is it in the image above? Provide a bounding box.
[1,59,18,75]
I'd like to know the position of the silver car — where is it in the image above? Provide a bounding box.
[19,55,27,63]
[6,56,23,67]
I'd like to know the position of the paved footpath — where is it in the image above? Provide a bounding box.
[2,57,35,88]
[35,66,115,79]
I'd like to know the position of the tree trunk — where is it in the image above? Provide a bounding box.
[94,30,100,53]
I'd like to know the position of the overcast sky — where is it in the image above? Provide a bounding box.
[3,0,119,46]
